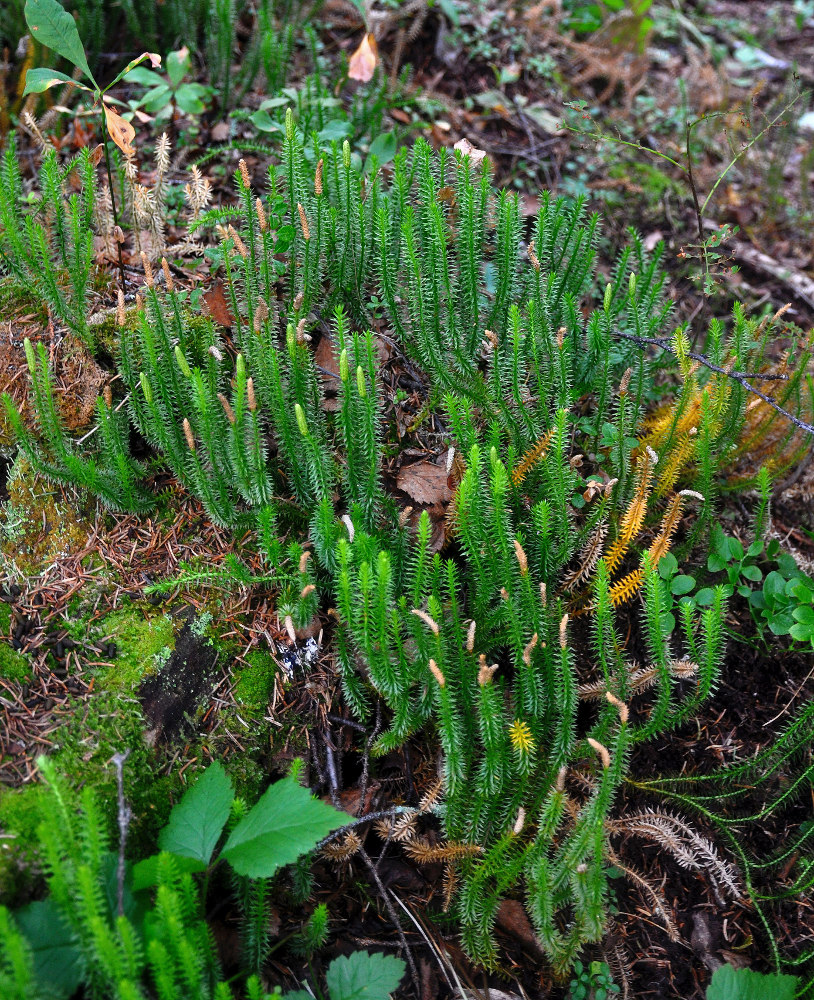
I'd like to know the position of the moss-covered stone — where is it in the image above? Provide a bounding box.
[79,604,177,692]
[1,457,90,576]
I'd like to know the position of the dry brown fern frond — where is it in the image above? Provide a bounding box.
[321,831,363,865]
[578,658,698,701]
[374,810,418,843]
[605,846,680,941]
[562,523,608,592]
[612,809,743,905]
[418,777,444,814]
[511,426,555,486]
[402,837,483,864]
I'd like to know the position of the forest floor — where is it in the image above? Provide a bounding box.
[2,1,814,997]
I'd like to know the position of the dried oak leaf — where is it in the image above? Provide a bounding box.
[397,460,452,507]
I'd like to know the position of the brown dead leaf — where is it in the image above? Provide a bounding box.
[390,108,411,124]
[202,282,234,327]
[103,103,136,157]
[496,899,543,955]
[397,460,452,507]
[210,121,231,143]
[348,33,379,83]
[453,137,487,166]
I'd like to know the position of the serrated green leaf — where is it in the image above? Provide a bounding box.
[221,778,346,878]
[24,0,96,86]
[15,899,84,999]
[22,67,90,95]
[158,761,233,865]
[325,951,406,1000]
[706,963,798,1000]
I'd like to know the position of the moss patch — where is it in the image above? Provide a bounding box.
[233,649,278,713]
[0,783,47,905]
[1,457,90,576]
[69,603,177,693]
[0,641,32,683]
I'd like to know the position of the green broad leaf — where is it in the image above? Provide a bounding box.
[764,571,787,599]
[174,83,209,115]
[694,588,716,606]
[707,553,727,573]
[221,777,346,878]
[158,761,234,865]
[741,564,762,583]
[325,951,406,1000]
[15,899,84,999]
[790,622,814,643]
[166,48,191,88]
[747,540,764,557]
[319,119,353,142]
[22,66,90,95]
[124,66,166,88]
[660,611,676,634]
[141,85,173,114]
[367,132,397,166]
[250,109,283,133]
[258,95,291,110]
[282,993,315,1000]
[777,552,799,577]
[792,605,814,625]
[433,0,460,26]
[132,852,208,892]
[658,553,678,579]
[706,963,798,1000]
[24,0,96,86]
[768,613,793,636]
[670,575,695,596]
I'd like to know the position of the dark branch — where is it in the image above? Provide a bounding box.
[614,330,814,437]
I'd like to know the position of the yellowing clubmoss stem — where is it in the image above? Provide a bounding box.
[295,403,308,436]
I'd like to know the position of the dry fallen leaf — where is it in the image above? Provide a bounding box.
[202,282,234,327]
[348,33,379,83]
[210,121,231,143]
[453,137,487,166]
[103,104,136,157]
[397,460,453,507]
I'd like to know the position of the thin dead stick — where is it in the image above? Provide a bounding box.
[614,329,814,437]
[111,749,132,918]
[358,845,421,996]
